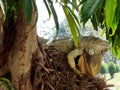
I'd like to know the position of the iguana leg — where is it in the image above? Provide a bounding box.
[67,49,83,76]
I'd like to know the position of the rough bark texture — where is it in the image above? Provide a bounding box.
[0,7,42,89]
[0,7,4,66]
[7,10,37,89]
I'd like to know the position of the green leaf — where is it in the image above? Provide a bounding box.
[72,0,77,8]
[23,0,32,23]
[105,0,117,29]
[62,5,78,47]
[48,0,59,32]
[110,16,118,36]
[96,7,104,28]
[55,0,58,2]
[16,0,23,13]
[32,0,37,12]
[0,0,7,16]
[11,87,15,90]
[0,78,10,85]
[67,0,78,11]
[109,3,120,36]
[117,48,120,59]
[61,0,69,4]
[1,81,10,90]
[0,78,15,90]
[118,1,120,18]
[78,0,87,6]
[90,14,98,30]
[100,27,106,36]
[67,6,80,26]
[43,0,51,19]
[67,6,80,36]
[81,0,104,25]
[8,0,16,9]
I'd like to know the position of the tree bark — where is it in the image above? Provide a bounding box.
[7,10,37,89]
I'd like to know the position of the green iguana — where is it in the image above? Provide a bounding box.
[67,36,109,77]
[43,36,109,77]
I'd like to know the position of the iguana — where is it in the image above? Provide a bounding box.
[67,36,109,77]
[43,36,109,77]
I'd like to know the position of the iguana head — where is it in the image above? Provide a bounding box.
[78,36,109,77]
[78,36,109,56]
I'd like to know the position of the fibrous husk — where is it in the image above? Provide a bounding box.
[33,46,113,90]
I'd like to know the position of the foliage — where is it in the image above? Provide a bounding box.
[80,0,120,59]
[0,0,37,25]
[100,63,107,75]
[81,0,104,26]
[43,0,59,33]
[108,62,116,78]
[1,0,120,58]
[62,0,120,59]
[62,5,80,47]
[115,64,120,73]
[0,77,15,90]
[44,0,120,59]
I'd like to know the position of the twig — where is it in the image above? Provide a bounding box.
[41,83,44,90]
[36,62,54,73]
[55,71,61,80]
[46,81,55,90]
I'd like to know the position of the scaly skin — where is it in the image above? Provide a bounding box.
[67,36,109,77]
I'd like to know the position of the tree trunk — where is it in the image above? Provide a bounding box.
[0,6,44,90]
[7,11,36,90]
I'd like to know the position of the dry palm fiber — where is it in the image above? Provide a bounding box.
[32,46,113,90]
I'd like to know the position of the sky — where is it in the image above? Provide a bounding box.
[36,0,106,40]
[36,0,65,38]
